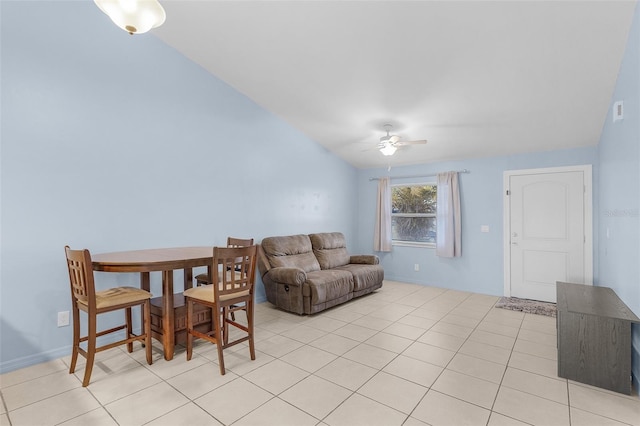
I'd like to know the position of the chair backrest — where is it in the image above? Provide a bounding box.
[212,245,257,300]
[227,237,254,272]
[65,246,96,309]
[227,237,254,248]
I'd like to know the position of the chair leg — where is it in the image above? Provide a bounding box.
[82,314,97,387]
[69,307,80,374]
[247,301,256,361]
[210,307,216,337]
[143,300,152,365]
[215,308,225,375]
[125,307,133,353]
[223,307,230,345]
[186,297,194,361]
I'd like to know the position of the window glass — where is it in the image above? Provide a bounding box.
[391,184,437,244]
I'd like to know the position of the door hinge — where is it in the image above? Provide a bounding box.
[506,190,510,196]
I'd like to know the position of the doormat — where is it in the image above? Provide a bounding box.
[495,297,557,317]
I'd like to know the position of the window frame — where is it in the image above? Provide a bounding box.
[391,181,437,248]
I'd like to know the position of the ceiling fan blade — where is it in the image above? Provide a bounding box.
[395,139,427,146]
[389,135,401,143]
[361,146,380,152]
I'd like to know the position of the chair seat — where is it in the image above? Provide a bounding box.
[184,284,249,303]
[78,286,151,310]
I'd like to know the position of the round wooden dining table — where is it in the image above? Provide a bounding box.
[92,247,213,360]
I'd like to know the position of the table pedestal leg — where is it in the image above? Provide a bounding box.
[162,270,174,360]
[141,267,197,361]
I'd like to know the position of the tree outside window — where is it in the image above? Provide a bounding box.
[391,184,437,244]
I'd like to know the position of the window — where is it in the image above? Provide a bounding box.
[391,183,437,245]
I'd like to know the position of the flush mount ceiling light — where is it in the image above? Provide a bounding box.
[94,0,166,35]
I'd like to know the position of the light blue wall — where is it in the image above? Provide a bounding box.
[356,146,598,296]
[0,1,357,373]
[597,2,640,390]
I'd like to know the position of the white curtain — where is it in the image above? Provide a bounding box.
[374,177,392,252]
[436,171,461,257]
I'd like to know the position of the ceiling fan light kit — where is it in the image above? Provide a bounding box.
[94,0,166,35]
[379,144,397,156]
[377,124,427,156]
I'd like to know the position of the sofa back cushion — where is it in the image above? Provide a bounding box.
[261,234,321,273]
[309,232,350,269]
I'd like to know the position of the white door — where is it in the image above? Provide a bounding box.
[504,166,592,303]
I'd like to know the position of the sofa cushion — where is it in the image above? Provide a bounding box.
[305,270,354,304]
[309,232,350,269]
[336,264,384,293]
[261,234,320,273]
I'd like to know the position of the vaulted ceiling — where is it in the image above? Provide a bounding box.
[153,1,637,169]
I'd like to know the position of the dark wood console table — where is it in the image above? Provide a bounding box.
[556,281,639,395]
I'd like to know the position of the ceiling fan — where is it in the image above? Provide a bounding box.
[378,124,427,156]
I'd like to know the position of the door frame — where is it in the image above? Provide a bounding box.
[503,165,593,297]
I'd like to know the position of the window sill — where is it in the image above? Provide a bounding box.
[392,241,436,249]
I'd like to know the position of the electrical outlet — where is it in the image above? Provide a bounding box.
[57,311,70,327]
[613,101,624,122]
[414,263,420,272]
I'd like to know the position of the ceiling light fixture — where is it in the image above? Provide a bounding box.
[379,143,397,156]
[94,0,166,35]
[377,124,427,156]
[379,125,398,156]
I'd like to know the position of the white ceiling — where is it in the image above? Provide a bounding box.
[153,1,637,169]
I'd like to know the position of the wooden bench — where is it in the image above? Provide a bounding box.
[556,281,639,395]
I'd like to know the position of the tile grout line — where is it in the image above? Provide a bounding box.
[427,293,509,424]
[487,303,526,425]
[402,290,499,424]
[329,285,439,424]
[277,285,435,425]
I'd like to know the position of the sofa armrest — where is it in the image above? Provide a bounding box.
[266,267,307,286]
[257,244,271,277]
[349,255,380,265]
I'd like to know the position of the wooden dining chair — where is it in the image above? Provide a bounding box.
[183,245,257,375]
[65,246,153,387]
[194,237,254,323]
[195,237,254,286]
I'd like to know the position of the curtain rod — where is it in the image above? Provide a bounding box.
[368,169,470,181]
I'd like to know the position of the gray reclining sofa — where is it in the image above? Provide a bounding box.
[258,232,384,314]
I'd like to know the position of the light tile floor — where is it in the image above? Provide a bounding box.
[1,281,639,426]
